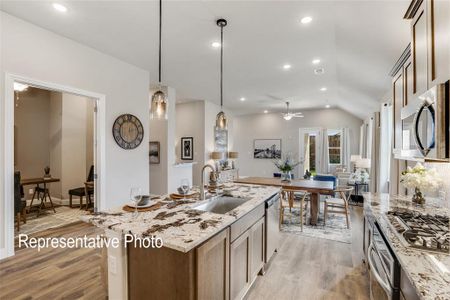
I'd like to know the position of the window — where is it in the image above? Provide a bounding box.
[328,130,341,164]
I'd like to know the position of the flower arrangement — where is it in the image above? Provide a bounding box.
[274,155,300,172]
[274,154,301,182]
[400,163,443,204]
[349,168,369,184]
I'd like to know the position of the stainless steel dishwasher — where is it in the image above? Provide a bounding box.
[265,193,280,263]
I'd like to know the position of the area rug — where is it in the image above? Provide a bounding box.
[15,206,89,236]
[280,202,352,244]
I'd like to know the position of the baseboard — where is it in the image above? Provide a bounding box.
[25,198,82,206]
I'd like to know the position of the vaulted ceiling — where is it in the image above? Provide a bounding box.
[1,0,411,119]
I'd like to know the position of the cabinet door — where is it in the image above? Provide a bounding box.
[230,229,251,300]
[197,228,230,300]
[392,71,403,150]
[403,57,413,107]
[427,0,450,86]
[411,1,428,96]
[250,217,265,280]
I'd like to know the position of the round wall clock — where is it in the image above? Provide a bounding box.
[112,114,144,149]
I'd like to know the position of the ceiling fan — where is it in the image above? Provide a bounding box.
[282,102,303,120]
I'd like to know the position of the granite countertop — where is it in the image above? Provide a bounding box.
[81,183,279,253]
[363,193,450,300]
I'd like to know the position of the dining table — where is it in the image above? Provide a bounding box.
[21,177,60,216]
[234,177,335,225]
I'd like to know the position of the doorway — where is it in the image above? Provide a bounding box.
[3,74,106,258]
[299,128,321,176]
[13,85,96,236]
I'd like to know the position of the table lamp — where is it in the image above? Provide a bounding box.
[211,151,225,170]
[350,155,362,172]
[228,151,239,169]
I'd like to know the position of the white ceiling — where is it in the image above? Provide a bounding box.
[1,0,411,119]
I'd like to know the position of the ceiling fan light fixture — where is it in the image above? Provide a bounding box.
[283,114,293,121]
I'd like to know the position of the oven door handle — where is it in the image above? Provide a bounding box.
[368,243,392,295]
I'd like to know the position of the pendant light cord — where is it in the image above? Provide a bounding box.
[220,24,223,109]
[158,0,162,84]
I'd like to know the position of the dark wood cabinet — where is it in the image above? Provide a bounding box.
[427,0,450,87]
[411,1,428,96]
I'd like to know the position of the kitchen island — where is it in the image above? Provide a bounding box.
[82,183,280,300]
[363,193,450,300]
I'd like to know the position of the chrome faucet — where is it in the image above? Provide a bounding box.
[200,164,216,200]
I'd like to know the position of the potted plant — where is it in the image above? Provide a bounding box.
[274,155,301,182]
[400,163,443,205]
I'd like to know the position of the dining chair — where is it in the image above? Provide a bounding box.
[84,181,95,210]
[323,186,353,229]
[14,171,27,231]
[279,188,310,231]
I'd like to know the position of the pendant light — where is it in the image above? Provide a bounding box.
[215,19,228,130]
[150,0,168,120]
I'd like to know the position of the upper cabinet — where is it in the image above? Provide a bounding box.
[405,0,450,95]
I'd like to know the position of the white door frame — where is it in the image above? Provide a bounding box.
[2,73,106,259]
[298,127,321,176]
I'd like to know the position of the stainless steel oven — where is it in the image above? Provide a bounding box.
[399,81,449,160]
[367,222,400,300]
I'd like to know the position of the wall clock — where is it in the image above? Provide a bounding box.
[112,114,144,149]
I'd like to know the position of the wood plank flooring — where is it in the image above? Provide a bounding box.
[0,222,107,300]
[0,207,369,300]
[245,206,369,300]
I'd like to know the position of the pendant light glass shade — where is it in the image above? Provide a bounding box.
[150,0,168,120]
[150,90,168,120]
[215,18,228,130]
[215,111,227,130]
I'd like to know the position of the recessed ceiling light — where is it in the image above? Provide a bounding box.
[14,82,29,92]
[52,3,67,12]
[325,104,331,108]
[283,64,292,70]
[264,110,268,114]
[312,59,321,64]
[300,16,313,24]
[211,41,221,48]
[240,97,246,101]
[314,68,325,75]
[320,87,327,92]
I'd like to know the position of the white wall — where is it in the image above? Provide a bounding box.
[175,101,205,186]
[0,13,150,252]
[174,100,235,186]
[232,108,363,178]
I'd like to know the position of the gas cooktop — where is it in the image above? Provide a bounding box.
[386,210,449,254]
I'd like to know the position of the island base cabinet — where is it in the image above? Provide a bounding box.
[196,228,230,300]
[127,228,230,300]
[230,217,265,300]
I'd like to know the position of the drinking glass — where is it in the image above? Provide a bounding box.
[130,187,142,217]
[180,179,190,200]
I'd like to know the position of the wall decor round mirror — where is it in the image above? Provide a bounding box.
[413,102,435,156]
[112,114,144,149]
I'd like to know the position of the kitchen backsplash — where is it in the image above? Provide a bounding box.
[425,162,450,208]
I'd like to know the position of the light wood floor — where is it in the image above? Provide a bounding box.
[0,207,369,300]
[246,206,369,300]
[0,222,107,300]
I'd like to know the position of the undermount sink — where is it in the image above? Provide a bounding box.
[193,196,251,214]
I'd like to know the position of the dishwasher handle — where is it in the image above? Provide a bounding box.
[266,193,279,208]
[368,243,392,295]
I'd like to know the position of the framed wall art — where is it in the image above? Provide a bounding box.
[181,137,194,160]
[149,141,160,164]
[253,139,281,159]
